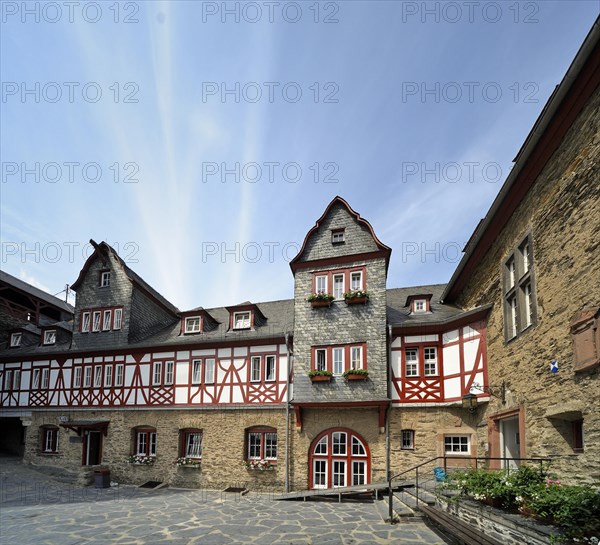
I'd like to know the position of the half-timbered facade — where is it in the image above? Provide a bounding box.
[1,20,598,490]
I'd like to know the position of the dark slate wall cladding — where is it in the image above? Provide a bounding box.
[71,254,133,350]
[293,203,389,403]
[300,203,381,262]
[128,288,179,343]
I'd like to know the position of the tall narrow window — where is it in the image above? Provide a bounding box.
[81,312,90,333]
[13,370,20,390]
[265,355,276,381]
[350,271,363,291]
[4,370,12,391]
[32,368,41,389]
[333,274,344,300]
[524,283,533,328]
[115,364,124,387]
[104,365,113,387]
[401,430,415,450]
[152,362,162,386]
[113,309,123,330]
[192,360,202,384]
[315,275,327,294]
[42,368,49,389]
[73,367,81,388]
[250,356,261,382]
[509,296,518,339]
[83,366,92,388]
[333,347,344,375]
[165,361,174,385]
[92,311,101,332]
[135,428,157,457]
[42,426,59,453]
[405,349,418,377]
[424,347,438,376]
[204,359,215,384]
[350,346,362,369]
[507,259,515,289]
[315,349,327,371]
[94,366,102,388]
[102,310,112,331]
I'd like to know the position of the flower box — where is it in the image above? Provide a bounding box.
[311,300,332,308]
[345,296,368,305]
[178,464,200,469]
[346,373,368,381]
[310,374,332,383]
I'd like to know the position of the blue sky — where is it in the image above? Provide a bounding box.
[1,1,598,310]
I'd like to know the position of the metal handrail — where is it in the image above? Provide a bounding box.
[387,455,551,523]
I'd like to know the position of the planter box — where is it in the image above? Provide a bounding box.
[310,300,332,308]
[345,296,368,305]
[310,375,332,383]
[178,464,201,470]
[346,374,368,381]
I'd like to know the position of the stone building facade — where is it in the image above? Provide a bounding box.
[0,18,598,491]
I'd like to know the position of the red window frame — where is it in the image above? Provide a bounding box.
[311,343,367,374]
[311,266,367,297]
[401,343,442,377]
[180,428,203,459]
[245,426,278,462]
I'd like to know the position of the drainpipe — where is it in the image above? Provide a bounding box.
[284,332,292,493]
[386,324,392,480]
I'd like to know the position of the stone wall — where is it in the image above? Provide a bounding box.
[455,87,600,482]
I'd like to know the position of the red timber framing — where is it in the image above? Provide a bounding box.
[391,318,489,405]
[0,340,289,410]
[311,266,367,296]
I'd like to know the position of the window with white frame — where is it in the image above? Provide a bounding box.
[401,429,415,450]
[92,311,101,332]
[233,312,251,329]
[247,428,277,460]
[333,274,345,300]
[350,271,363,291]
[81,312,91,333]
[100,271,110,287]
[152,361,162,385]
[413,299,426,313]
[115,364,124,387]
[185,317,201,334]
[424,347,438,376]
[12,370,20,390]
[504,235,537,341]
[102,310,112,331]
[83,366,92,388]
[42,426,59,453]
[10,333,21,347]
[405,348,418,377]
[43,330,56,345]
[350,346,362,369]
[104,365,113,387]
[32,368,41,389]
[165,361,174,385]
[135,428,157,457]
[113,309,123,330]
[192,360,202,384]
[204,359,215,384]
[315,275,327,294]
[94,366,102,387]
[331,230,345,244]
[332,431,347,455]
[250,356,261,382]
[265,355,276,381]
[315,349,327,371]
[42,368,49,389]
[3,370,12,391]
[182,429,202,458]
[333,347,344,375]
[444,435,470,454]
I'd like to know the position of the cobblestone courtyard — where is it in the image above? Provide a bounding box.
[0,460,451,545]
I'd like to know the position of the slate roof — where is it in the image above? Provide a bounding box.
[0,284,491,357]
[0,270,74,314]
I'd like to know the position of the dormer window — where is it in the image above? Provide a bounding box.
[413,299,426,313]
[43,330,56,345]
[331,229,345,244]
[234,312,251,330]
[99,271,110,288]
[10,333,21,348]
[185,317,201,334]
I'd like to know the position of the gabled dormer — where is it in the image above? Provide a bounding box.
[70,240,180,348]
[7,324,40,350]
[405,294,433,314]
[226,302,267,332]
[180,308,219,335]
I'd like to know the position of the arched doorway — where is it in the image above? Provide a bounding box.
[309,428,370,489]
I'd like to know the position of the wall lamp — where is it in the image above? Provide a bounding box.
[461,381,507,412]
